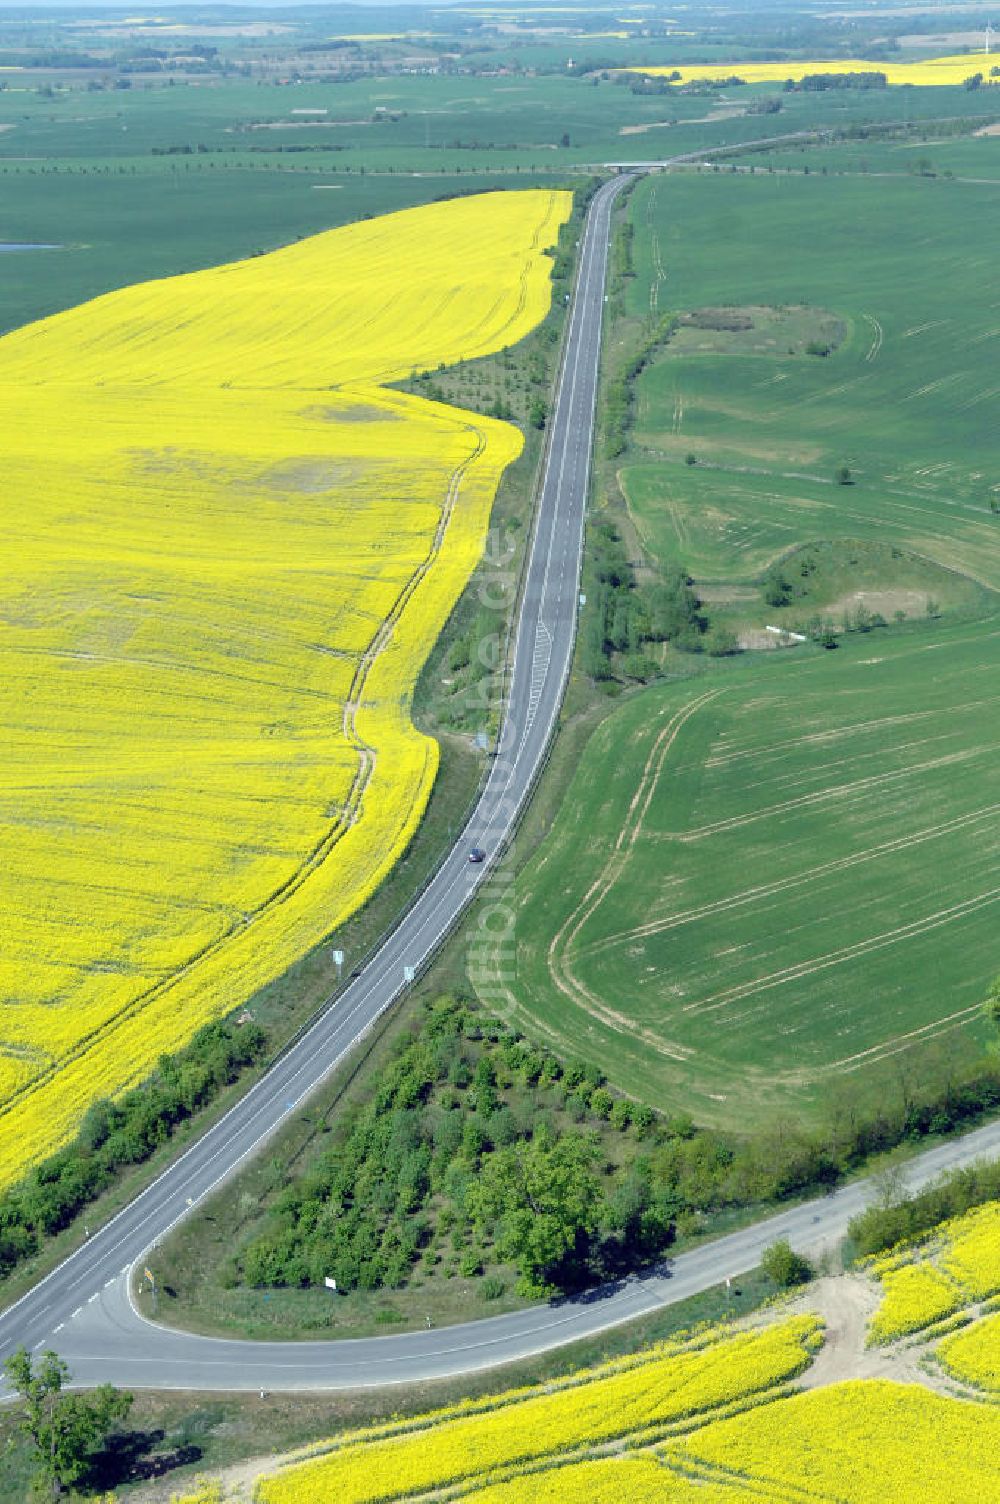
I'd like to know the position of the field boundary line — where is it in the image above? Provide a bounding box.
[683,886,1000,1017]
[577,802,1000,960]
[675,745,981,842]
[819,1001,988,1076]
[657,1451,828,1504]
[543,689,719,1051]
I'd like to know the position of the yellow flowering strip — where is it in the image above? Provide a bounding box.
[938,1311,1000,1394]
[865,1201,1000,1344]
[170,1485,225,1504]
[941,1203,1000,1300]
[0,189,571,1187]
[456,1455,760,1503]
[868,1260,962,1344]
[0,190,570,389]
[662,1379,1000,1503]
[256,1319,819,1504]
[627,51,996,87]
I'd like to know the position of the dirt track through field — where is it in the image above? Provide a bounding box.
[677,744,982,842]
[544,690,719,1051]
[684,886,1000,1018]
[701,699,997,770]
[577,801,1000,960]
[862,312,884,362]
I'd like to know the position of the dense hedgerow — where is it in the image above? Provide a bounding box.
[849,1159,1000,1257]
[0,1020,267,1282]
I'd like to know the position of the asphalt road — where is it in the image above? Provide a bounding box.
[3,169,998,1397]
[0,172,631,1390]
[16,1116,1000,1394]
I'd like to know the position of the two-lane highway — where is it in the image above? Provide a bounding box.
[0,172,634,1386]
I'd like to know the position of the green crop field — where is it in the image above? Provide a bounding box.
[472,162,1000,1126]
[625,171,1000,595]
[735,132,1000,179]
[484,617,999,1125]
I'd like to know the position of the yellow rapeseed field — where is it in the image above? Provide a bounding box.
[0,188,570,1186]
[867,1201,1000,1342]
[867,1259,962,1343]
[940,1201,1000,1298]
[146,1243,1000,1502]
[939,1310,1000,1393]
[628,51,998,87]
[456,1456,760,1502]
[255,1318,819,1504]
[662,1379,1000,1501]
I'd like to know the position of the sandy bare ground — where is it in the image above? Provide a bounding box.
[136,1448,285,1503]
[738,627,802,650]
[790,1274,929,1390]
[788,1270,992,1401]
[974,122,1000,137]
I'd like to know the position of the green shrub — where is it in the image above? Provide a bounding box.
[762,1239,812,1288]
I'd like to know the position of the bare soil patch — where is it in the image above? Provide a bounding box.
[697,584,760,604]
[245,119,374,131]
[736,627,802,650]
[259,458,365,493]
[790,1273,959,1396]
[828,587,930,619]
[299,403,402,425]
[668,304,846,359]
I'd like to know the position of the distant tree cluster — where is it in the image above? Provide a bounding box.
[579,525,726,684]
[785,71,887,92]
